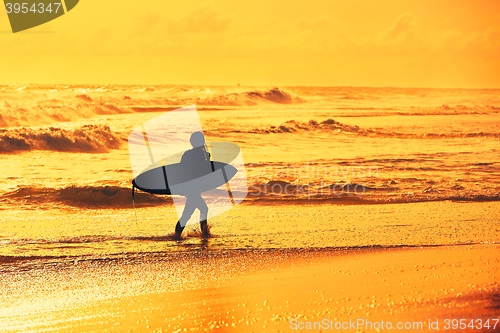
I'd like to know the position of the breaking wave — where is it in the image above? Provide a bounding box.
[1,185,170,208]
[124,88,302,108]
[0,100,130,128]
[187,87,302,106]
[242,179,500,204]
[0,125,121,153]
[249,119,500,139]
[0,87,302,128]
[245,87,299,104]
[1,180,499,209]
[246,194,500,205]
[250,119,366,134]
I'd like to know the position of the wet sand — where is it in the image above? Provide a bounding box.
[1,244,498,332]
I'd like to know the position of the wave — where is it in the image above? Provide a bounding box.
[0,100,130,128]
[0,125,121,153]
[245,87,300,104]
[242,179,500,204]
[2,185,169,208]
[93,88,302,111]
[246,192,500,205]
[250,119,367,134]
[246,180,398,199]
[4,164,498,207]
[0,87,304,128]
[249,119,500,139]
[322,104,499,117]
[3,85,500,128]
[130,106,226,112]
[4,181,498,209]
[75,94,93,102]
[249,180,398,193]
[188,87,303,106]
[127,88,302,107]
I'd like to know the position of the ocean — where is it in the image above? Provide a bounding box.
[0,84,499,261]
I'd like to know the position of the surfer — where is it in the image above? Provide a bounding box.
[174,131,212,238]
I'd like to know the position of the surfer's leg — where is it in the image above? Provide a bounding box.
[194,194,208,217]
[193,194,209,236]
[175,196,197,237]
[179,196,197,226]
[199,218,209,237]
[174,221,184,237]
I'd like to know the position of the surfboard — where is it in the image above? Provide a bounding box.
[132,161,237,195]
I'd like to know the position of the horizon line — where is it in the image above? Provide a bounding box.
[1,82,499,90]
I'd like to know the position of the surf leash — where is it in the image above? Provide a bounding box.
[221,166,235,205]
[132,183,139,227]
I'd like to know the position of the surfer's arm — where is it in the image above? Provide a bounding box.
[180,149,191,165]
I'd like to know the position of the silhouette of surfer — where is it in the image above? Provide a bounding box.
[174,131,212,238]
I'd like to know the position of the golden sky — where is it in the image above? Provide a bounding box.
[1,0,499,88]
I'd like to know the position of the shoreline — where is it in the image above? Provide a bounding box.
[1,244,498,332]
[0,241,496,264]
[1,200,500,260]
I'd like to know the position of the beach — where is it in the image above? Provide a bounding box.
[1,202,499,332]
[2,0,500,330]
[1,243,498,332]
[0,84,499,332]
